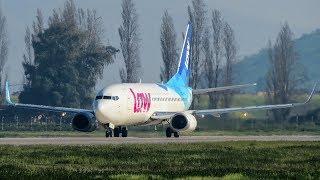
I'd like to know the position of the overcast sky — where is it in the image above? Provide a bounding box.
[2,0,320,91]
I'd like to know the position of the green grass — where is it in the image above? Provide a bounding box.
[0,142,320,179]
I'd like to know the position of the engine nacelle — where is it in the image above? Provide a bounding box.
[72,112,97,132]
[170,112,197,132]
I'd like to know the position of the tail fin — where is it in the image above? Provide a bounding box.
[167,22,192,87]
[5,81,12,105]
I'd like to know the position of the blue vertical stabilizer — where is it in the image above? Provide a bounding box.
[166,23,192,88]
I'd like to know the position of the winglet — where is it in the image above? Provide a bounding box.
[304,82,317,104]
[5,81,13,105]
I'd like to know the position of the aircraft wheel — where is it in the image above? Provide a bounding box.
[122,127,128,137]
[173,132,179,138]
[105,128,113,138]
[114,127,120,137]
[166,127,172,138]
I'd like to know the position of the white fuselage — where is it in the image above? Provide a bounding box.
[93,83,192,126]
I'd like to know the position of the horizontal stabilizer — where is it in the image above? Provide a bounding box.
[192,83,257,95]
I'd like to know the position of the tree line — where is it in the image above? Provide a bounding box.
[0,0,306,122]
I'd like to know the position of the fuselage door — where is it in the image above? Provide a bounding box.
[127,88,133,120]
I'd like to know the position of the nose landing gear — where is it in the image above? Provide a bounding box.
[105,124,128,138]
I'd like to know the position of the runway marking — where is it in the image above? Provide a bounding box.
[1,135,320,145]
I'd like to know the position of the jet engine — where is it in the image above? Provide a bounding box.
[170,112,197,132]
[72,112,97,132]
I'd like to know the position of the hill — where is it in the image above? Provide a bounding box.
[234,29,320,91]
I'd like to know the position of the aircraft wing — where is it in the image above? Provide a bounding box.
[151,83,317,120]
[5,103,92,114]
[192,83,256,95]
[2,82,92,114]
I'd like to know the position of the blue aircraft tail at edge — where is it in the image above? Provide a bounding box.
[166,23,192,88]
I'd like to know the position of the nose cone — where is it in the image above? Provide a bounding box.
[94,100,108,124]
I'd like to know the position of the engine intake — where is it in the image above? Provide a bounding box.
[170,112,197,132]
[72,112,97,132]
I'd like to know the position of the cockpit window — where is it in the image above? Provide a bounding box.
[95,95,119,101]
[103,96,112,100]
[112,96,119,101]
[95,96,102,100]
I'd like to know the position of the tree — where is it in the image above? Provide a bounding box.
[19,0,115,108]
[202,28,215,108]
[22,27,34,86]
[0,6,8,103]
[203,9,224,108]
[221,23,237,108]
[266,23,302,121]
[118,0,141,83]
[33,9,44,35]
[160,10,178,82]
[188,0,206,107]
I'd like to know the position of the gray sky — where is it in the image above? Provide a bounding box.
[2,0,320,91]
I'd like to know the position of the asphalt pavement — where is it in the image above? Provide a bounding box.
[1,135,320,145]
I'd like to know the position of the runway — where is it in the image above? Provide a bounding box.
[1,135,320,145]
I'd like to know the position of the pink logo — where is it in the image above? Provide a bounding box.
[130,88,151,113]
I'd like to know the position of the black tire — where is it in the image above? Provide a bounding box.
[166,127,172,138]
[114,127,120,137]
[173,132,179,138]
[105,128,112,138]
[121,127,128,137]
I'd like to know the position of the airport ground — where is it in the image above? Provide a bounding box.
[0,94,319,179]
[2,129,320,138]
[0,141,320,179]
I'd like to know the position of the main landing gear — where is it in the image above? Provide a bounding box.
[166,127,179,138]
[114,126,128,137]
[105,125,128,138]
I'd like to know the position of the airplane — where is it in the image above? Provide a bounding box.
[4,23,317,138]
